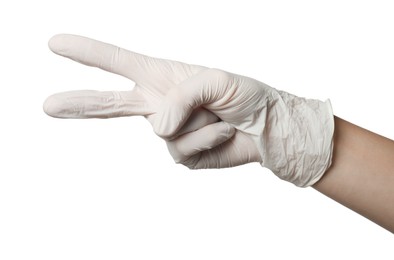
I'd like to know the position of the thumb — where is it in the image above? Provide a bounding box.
[166,121,235,165]
[153,68,232,138]
[43,88,153,119]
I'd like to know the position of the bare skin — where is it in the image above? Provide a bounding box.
[313,116,394,233]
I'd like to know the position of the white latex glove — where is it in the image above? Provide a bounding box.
[44,34,334,187]
[44,34,236,168]
[155,69,334,187]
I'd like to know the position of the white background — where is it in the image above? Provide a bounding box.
[1,0,393,259]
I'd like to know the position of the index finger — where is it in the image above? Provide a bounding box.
[48,34,205,87]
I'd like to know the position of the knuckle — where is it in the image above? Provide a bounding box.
[167,143,202,169]
[207,68,231,82]
[182,155,201,170]
[166,141,187,164]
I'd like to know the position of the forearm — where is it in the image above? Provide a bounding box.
[313,116,394,233]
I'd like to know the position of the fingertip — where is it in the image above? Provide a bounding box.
[48,34,63,53]
[43,95,58,117]
[42,96,59,117]
[48,34,76,54]
[43,94,68,118]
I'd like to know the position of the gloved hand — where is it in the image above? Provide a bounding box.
[44,34,334,187]
[44,34,237,171]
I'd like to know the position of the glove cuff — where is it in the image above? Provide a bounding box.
[259,93,335,187]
